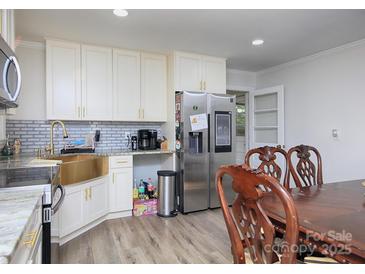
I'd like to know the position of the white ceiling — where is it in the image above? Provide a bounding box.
[15,9,365,71]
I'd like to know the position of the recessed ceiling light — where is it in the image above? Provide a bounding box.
[252,39,264,46]
[113,9,128,17]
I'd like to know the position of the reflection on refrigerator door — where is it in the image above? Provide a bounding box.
[208,95,236,209]
[175,91,209,213]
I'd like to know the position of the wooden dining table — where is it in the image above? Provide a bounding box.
[261,179,365,264]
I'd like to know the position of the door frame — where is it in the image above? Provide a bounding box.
[248,85,285,149]
[226,89,250,162]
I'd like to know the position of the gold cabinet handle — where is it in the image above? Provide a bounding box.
[23,231,37,247]
[112,173,115,184]
[78,106,81,118]
[203,81,206,90]
[142,109,144,119]
[116,160,128,164]
[85,188,88,201]
[83,107,86,118]
[200,80,202,91]
[89,187,92,200]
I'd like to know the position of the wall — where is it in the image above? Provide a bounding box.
[256,40,365,183]
[227,69,256,91]
[6,120,162,153]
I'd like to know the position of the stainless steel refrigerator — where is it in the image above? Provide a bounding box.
[175,91,236,213]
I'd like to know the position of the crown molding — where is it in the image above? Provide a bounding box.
[257,38,365,76]
[16,40,45,50]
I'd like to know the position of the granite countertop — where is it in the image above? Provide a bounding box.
[95,149,175,156]
[0,154,60,170]
[0,188,43,264]
[0,149,175,167]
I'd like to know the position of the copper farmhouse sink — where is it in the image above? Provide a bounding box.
[49,154,109,185]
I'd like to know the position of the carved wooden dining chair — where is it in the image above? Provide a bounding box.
[216,164,299,264]
[287,145,323,188]
[245,146,290,189]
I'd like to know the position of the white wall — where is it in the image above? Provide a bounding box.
[256,40,365,183]
[227,69,256,91]
[11,43,46,120]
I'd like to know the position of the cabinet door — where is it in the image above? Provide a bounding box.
[46,40,81,120]
[141,53,167,121]
[113,49,141,121]
[81,45,113,120]
[58,184,84,237]
[202,56,226,94]
[174,52,202,91]
[85,177,108,223]
[110,168,133,213]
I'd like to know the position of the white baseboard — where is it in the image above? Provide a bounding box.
[51,210,132,245]
[106,210,132,220]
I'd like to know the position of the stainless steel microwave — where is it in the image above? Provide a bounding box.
[0,35,21,108]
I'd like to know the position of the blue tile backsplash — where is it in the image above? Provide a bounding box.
[6,120,162,153]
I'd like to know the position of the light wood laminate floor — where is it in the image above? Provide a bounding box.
[55,209,233,264]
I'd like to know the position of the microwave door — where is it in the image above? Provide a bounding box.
[3,55,21,102]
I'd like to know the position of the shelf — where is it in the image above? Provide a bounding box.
[254,126,278,130]
[254,108,278,114]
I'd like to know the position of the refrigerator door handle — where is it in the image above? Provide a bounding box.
[207,114,211,153]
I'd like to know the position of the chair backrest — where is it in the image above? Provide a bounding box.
[245,146,290,189]
[216,164,299,264]
[287,144,323,188]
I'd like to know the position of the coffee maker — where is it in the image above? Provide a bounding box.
[138,129,157,150]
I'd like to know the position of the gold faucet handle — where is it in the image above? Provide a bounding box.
[35,148,42,159]
[44,145,53,156]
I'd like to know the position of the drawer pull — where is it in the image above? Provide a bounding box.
[23,231,37,247]
[116,160,128,164]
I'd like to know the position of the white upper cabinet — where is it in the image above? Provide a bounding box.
[1,10,15,50]
[46,40,81,120]
[174,52,202,91]
[141,53,167,122]
[174,51,226,94]
[81,45,113,120]
[202,56,226,93]
[46,39,168,121]
[113,49,141,121]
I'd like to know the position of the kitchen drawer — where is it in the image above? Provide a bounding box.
[109,156,133,169]
[11,198,42,263]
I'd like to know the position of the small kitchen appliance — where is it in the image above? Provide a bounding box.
[137,129,158,150]
[131,135,138,151]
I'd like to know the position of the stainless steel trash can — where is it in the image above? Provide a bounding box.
[157,170,177,217]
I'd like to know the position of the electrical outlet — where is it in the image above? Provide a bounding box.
[332,129,339,140]
[125,132,131,139]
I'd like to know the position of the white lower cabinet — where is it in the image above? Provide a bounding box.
[57,156,134,243]
[58,183,84,238]
[109,167,133,213]
[84,177,109,224]
[58,176,109,238]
